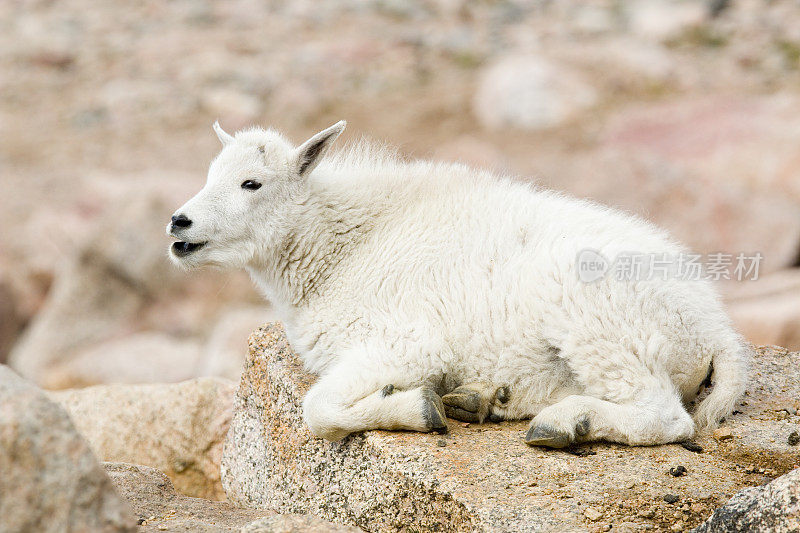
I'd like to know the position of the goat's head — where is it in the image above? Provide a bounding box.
[167,120,346,269]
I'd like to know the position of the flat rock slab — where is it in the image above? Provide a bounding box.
[222,323,800,532]
[106,462,359,533]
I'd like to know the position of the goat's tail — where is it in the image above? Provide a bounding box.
[692,342,750,430]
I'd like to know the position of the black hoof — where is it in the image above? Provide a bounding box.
[495,386,511,404]
[422,388,448,434]
[575,416,590,437]
[444,405,480,423]
[525,424,571,448]
[488,413,504,423]
[441,387,481,413]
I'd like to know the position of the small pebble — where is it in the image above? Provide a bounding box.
[788,431,799,446]
[137,519,146,525]
[670,521,684,532]
[437,439,447,447]
[617,522,639,533]
[637,509,655,518]
[664,494,680,504]
[461,423,470,428]
[691,503,706,514]
[583,506,603,521]
[713,427,733,441]
[669,465,687,477]
[566,446,597,457]
[679,441,703,453]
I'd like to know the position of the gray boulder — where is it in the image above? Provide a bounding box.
[0,365,135,532]
[693,467,800,532]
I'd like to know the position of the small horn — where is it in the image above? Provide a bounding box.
[213,121,235,146]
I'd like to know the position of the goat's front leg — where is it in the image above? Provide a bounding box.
[301,361,448,441]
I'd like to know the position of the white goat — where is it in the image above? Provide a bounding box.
[167,121,749,447]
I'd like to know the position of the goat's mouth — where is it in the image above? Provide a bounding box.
[171,241,207,256]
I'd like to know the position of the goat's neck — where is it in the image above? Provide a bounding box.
[249,186,371,311]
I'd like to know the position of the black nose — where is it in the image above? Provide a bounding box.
[171,214,192,228]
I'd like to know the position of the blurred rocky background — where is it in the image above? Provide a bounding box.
[2,0,800,390]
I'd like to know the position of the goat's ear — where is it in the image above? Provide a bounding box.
[213,121,235,146]
[295,121,346,177]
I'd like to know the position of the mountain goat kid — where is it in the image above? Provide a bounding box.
[167,121,748,448]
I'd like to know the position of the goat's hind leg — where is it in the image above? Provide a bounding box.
[523,342,698,448]
[524,391,695,448]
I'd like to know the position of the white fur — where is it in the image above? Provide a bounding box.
[168,122,749,445]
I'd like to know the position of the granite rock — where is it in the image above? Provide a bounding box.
[104,462,360,533]
[105,462,267,532]
[0,365,135,533]
[693,467,800,532]
[221,323,800,532]
[51,378,236,500]
[240,514,363,533]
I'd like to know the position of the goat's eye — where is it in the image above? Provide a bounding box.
[241,180,262,190]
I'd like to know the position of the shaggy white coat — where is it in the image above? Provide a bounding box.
[168,121,749,445]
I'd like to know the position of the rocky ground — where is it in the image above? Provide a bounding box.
[2,0,800,531]
[2,323,797,532]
